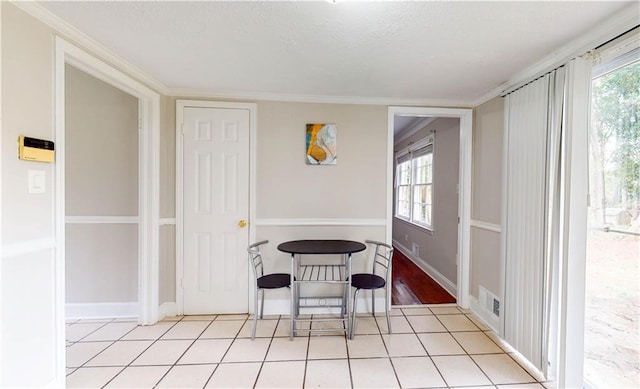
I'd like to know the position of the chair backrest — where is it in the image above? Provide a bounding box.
[247,240,269,283]
[365,239,394,280]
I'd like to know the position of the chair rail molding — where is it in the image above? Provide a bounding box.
[470,219,502,233]
[65,216,139,224]
[1,238,56,259]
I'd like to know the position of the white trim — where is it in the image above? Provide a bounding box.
[54,38,161,337]
[65,216,139,224]
[253,218,387,227]
[175,99,257,316]
[65,302,139,320]
[393,241,457,298]
[170,88,471,107]
[592,29,640,72]
[12,2,169,95]
[159,218,176,226]
[473,3,639,106]
[158,302,178,319]
[470,220,502,233]
[1,238,56,259]
[468,296,500,333]
[0,2,3,383]
[388,106,472,309]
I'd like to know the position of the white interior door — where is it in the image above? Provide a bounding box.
[183,106,250,314]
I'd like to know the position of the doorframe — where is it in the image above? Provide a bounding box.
[54,37,161,328]
[387,106,473,308]
[175,100,257,315]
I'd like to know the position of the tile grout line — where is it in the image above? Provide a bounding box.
[67,309,549,388]
[200,315,253,388]
[151,317,219,387]
[72,320,144,370]
[410,307,451,388]
[98,319,182,388]
[431,308,496,388]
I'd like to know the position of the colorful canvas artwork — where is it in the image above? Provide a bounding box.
[306,123,337,165]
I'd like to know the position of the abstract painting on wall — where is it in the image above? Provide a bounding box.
[306,123,337,165]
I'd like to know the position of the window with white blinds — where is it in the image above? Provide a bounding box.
[395,136,434,230]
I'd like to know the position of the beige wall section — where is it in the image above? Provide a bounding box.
[65,64,138,216]
[160,95,176,218]
[65,64,139,304]
[159,225,176,304]
[472,97,504,224]
[256,101,387,219]
[470,96,504,299]
[66,224,138,303]
[392,118,460,286]
[1,3,54,244]
[159,96,176,304]
[1,3,58,386]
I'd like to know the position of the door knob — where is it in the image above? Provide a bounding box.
[238,220,247,228]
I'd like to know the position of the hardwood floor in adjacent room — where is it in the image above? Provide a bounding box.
[391,248,456,305]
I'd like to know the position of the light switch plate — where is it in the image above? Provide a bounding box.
[28,169,46,194]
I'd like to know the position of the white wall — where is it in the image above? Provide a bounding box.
[392,118,460,289]
[1,3,59,386]
[0,3,170,385]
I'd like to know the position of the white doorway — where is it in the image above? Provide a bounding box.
[54,37,160,384]
[387,107,473,308]
[54,38,161,327]
[176,100,257,314]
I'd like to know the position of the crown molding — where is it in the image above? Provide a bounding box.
[498,3,639,97]
[14,1,635,109]
[11,1,170,95]
[169,88,473,107]
[471,3,639,106]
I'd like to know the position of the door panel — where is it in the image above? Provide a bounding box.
[183,107,249,314]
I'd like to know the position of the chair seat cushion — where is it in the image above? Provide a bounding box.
[257,273,291,289]
[351,273,386,289]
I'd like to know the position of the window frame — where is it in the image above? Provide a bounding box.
[394,134,435,231]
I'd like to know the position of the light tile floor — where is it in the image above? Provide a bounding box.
[66,305,557,388]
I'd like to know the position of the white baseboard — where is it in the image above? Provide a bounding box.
[66,302,139,320]
[158,302,178,319]
[469,296,500,333]
[392,240,457,297]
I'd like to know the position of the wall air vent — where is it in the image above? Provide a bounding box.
[411,243,419,258]
[479,285,500,318]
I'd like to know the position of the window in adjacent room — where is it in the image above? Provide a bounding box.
[395,135,434,230]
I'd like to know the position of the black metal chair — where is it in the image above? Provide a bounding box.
[247,240,291,340]
[349,240,394,339]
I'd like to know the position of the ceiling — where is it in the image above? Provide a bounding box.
[38,1,634,106]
